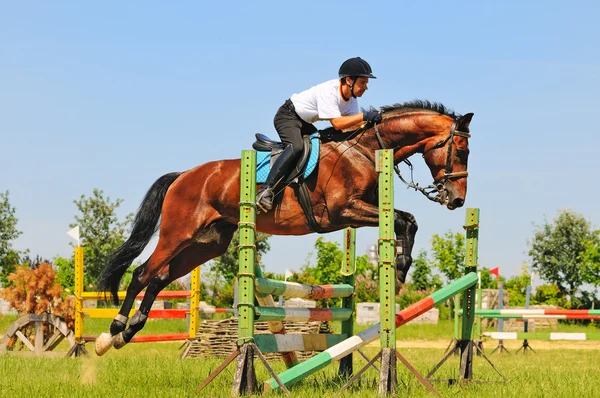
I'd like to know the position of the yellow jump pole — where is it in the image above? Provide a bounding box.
[189,267,201,338]
[67,246,89,356]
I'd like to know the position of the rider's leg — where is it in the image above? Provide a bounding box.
[256,145,298,212]
[256,100,314,212]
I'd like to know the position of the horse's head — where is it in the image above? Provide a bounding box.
[421,112,473,210]
[372,101,473,210]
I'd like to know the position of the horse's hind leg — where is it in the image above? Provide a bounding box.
[95,236,194,355]
[105,264,148,335]
[394,209,418,284]
[114,222,237,349]
[113,272,172,348]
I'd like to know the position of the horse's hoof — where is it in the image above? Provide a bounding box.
[113,332,127,350]
[95,333,117,356]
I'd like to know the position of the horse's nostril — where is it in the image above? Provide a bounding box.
[452,198,465,208]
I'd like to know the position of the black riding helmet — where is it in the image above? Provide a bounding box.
[339,57,377,79]
[338,57,376,98]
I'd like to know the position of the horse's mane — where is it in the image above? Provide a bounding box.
[379,100,459,119]
[320,100,459,143]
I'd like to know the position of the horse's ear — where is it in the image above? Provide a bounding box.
[457,113,474,132]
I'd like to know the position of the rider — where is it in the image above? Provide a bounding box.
[256,57,382,213]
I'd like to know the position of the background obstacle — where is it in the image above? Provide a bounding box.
[483,332,600,341]
[472,309,600,320]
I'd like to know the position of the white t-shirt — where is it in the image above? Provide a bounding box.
[290,79,359,124]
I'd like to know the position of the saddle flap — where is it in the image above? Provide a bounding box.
[288,135,312,181]
[252,133,285,151]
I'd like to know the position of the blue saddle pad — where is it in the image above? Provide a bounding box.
[256,133,319,183]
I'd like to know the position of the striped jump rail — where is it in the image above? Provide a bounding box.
[469,309,600,320]
[82,307,234,319]
[255,307,353,322]
[84,333,190,343]
[80,290,192,300]
[263,272,479,392]
[255,278,354,299]
[483,332,600,341]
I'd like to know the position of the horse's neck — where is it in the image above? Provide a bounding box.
[348,124,430,164]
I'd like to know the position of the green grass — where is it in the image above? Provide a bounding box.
[1,341,599,397]
[2,314,600,397]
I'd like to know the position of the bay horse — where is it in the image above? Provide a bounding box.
[95,100,473,355]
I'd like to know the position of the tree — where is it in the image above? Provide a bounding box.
[532,284,564,307]
[479,267,499,289]
[299,237,373,286]
[71,189,133,287]
[205,230,272,305]
[430,230,465,282]
[503,266,532,307]
[292,237,374,303]
[54,256,75,293]
[528,209,597,299]
[410,250,442,291]
[0,191,23,288]
[210,229,272,282]
[0,251,21,288]
[581,234,600,292]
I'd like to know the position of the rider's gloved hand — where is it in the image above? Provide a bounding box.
[363,109,382,124]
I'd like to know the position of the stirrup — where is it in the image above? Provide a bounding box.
[256,187,274,213]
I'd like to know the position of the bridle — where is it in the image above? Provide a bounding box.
[373,119,471,205]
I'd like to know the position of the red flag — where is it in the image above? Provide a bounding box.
[490,267,499,278]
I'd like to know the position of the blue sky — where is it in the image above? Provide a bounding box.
[1,1,598,283]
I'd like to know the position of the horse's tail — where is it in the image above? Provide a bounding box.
[98,172,182,305]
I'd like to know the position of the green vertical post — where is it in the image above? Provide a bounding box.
[238,150,257,343]
[376,149,397,395]
[459,208,479,380]
[453,295,460,340]
[339,227,356,377]
[476,272,483,340]
[377,149,395,349]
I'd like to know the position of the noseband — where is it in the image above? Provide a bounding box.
[373,119,471,205]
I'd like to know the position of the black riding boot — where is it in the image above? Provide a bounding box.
[256,145,297,213]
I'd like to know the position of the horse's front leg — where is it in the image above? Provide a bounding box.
[339,201,418,286]
[394,210,418,284]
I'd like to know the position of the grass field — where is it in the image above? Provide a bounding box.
[1,314,599,397]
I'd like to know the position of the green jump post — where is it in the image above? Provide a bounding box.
[238,150,256,345]
[232,149,259,395]
[339,227,356,377]
[377,149,397,395]
[459,208,479,380]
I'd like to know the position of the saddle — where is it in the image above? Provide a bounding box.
[252,132,320,184]
[251,132,323,232]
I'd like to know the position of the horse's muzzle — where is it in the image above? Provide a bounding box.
[447,197,464,210]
